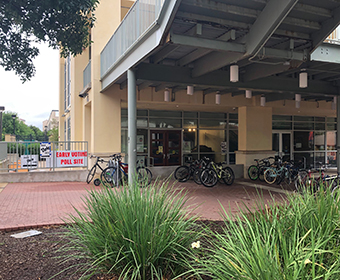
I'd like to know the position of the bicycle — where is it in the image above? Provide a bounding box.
[174,157,211,185]
[200,161,234,188]
[86,155,110,185]
[248,157,275,181]
[101,154,152,188]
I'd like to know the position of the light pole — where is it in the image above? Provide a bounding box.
[11,114,16,141]
[0,106,4,141]
[44,125,48,141]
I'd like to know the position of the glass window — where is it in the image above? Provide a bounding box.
[137,110,148,116]
[121,116,128,128]
[121,108,128,116]
[121,130,128,154]
[315,122,325,130]
[327,117,337,122]
[273,115,292,121]
[229,130,238,152]
[314,132,325,150]
[183,119,197,128]
[149,110,182,118]
[294,122,314,130]
[137,118,148,128]
[326,131,336,150]
[315,117,325,122]
[294,131,314,151]
[272,121,292,130]
[200,119,226,128]
[184,111,198,118]
[183,130,197,155]
[200,112,226,119]
[327,151,336,166]
[149,118,181,128]
[229,120,238,128]
[294,152,314,168]
[327,123,337,130]
[229,113,238,120]
[294,116,314,122]
[198,130,226,162]
[137,129,148,153]
[229,153,236,164]
[315,152,325,166]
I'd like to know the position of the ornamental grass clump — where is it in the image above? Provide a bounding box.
[198,184,340,280]
[61,179,201,280]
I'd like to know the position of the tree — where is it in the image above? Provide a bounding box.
[1,112,45,141]
[0,0,99,82]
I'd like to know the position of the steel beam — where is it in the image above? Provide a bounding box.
[176,49,212,66]
[151,44,180,64]
[243,63,292,82]
[312,6,340,50]
[245,0,298,56]
[136,63,339,95]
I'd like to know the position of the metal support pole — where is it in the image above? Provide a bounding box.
[127,69,137,184]
[337,98,340,176]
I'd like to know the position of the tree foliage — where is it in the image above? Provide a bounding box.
[1,112,45,141]
[0,0,99,82]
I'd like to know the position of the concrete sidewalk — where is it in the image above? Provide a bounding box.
[0,179,288,232]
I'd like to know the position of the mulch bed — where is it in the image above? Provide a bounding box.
[0,220,225,280]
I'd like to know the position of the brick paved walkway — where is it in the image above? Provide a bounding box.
[0,180,287,232]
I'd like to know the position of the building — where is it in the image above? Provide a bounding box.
[43,110,59,131]
[59,0,340,177]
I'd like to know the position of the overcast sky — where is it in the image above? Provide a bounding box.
[0,42,59,130]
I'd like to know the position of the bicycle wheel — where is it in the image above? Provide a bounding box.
[294,170,308,192]
[258,166,267,181]
[137,167,152,187]
[193,168,202,185]
[264,169,277,184]
[200,169,218,188]
[101,167,116,187]
[222,167,235,185]
[86,165,96,184]
[174,166,190,182]
[248,165,259,181]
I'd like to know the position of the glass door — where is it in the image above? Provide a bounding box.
[272,131,292,161]
[150,130,182,166]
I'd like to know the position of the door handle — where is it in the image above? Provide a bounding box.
[163,153,166,159]
[167,154,170,159]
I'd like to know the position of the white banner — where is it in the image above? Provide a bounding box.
[55,150,88,167]
[21,155,38,169]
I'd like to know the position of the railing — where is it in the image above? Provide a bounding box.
[100,0,166,79]
[325,26,340,44]
[0,141,88,172]
[83,60,91,88]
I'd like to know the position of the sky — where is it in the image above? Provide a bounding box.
[0,42,59,130]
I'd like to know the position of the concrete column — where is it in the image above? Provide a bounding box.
[128,69,137,184]
[337,98,340,176]
[235,106,274,177]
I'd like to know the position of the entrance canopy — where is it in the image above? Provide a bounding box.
[101,0,340,103]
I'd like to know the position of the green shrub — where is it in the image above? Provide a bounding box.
[198,185,340,280]
[61,179,201,280]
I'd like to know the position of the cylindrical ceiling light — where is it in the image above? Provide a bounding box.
[215,91,221,105]
[164,88,170,102]
[187,85,194,95]
[295,93,301,102]
[245,90,252,99]
[299,71,308,88]
[260,95,266,107]
[230,64,239,83]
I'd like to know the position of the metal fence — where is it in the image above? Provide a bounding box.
[0,141,88,172]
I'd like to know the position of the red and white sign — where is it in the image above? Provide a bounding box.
[55,150,88,167]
